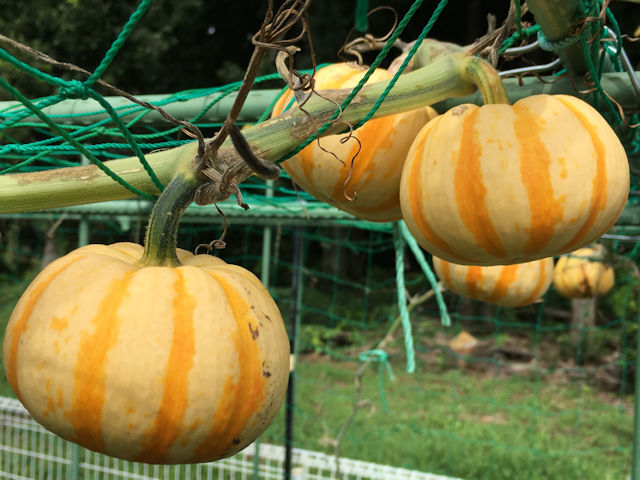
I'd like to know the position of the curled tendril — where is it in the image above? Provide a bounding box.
[338,6,400,64]
[195,204,229,253]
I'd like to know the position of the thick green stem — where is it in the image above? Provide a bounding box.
[458,54,510,105]
[139,169,201,267]
[0,52,499,213]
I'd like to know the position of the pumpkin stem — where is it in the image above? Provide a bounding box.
[140,170,201,267]
[457,54,510,105]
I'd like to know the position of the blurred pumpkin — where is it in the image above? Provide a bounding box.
[552,243,615,298]
[433,255,554,307]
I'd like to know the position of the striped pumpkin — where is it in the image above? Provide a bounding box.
[433,256,554,307]
[272,62,437,222]
[3,242,290,464]
[552,244,615,298]
[400,94,630,265]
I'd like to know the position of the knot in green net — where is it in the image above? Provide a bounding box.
[58,80,91,100]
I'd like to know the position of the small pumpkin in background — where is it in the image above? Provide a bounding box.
[3,242,290,464]
[400,94,630,265]
[272,62,437,222]
[432,255,554,307]
[552,243,615,298]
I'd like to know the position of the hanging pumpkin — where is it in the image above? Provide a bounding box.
[3,242,290,464]
[552,243,615,298]
[272,62,437,222]
[400,94,630,265]
[433,255,554,307]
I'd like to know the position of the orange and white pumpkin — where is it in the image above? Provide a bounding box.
[3,242,290,464]
[400,94,629,265]
[433,255,554,307]
[552,243,615,298]
[272,62,437,222]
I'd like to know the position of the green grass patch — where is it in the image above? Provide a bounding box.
[261,357,633,480]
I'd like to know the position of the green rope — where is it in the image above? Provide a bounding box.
[358,349,395,413]
[88,90,165,191]
[399,221,451,327]
[0,76,156,200]
[352,0,449,130]
[393,222,416,373]
[276,0,434,163]
[85,0,152,87]
[355,0,370,33]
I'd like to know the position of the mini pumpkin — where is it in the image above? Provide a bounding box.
[3,242,290,464]
[552,243,615,298]
[272,62,437,222]
[400,94,629,265]
[433,255,554,307]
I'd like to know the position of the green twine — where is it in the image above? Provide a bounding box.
[352,0,449,130]
[399,221,451,327]
[355,0,370,32]
[513,0,523,36]
[0,76,157,201]
[498,25,540,55]
[276,0,436,163]
[393,222,416,373]
[358,349,395,413]
[85,0,152,87]
[536,29,582,52]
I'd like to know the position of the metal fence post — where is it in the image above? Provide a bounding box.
[69,156,92,480]
[253,180,274,480]
[632,297,640,480]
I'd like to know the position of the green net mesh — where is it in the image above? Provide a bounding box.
[0,0,639,479]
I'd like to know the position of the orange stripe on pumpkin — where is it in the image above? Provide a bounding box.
[454,109,508,259]
[5,256,83,403]
[485,265,518,304]
[513,104,565,255]
[191,274,266,462]
[518,260,550,306]
[135,268,196,463]
[438,260,452,286]
[465,266,484,298]
[69,270,134,453]
[332,116,397,201]
[406,124,471,263]
[555,98,608,252]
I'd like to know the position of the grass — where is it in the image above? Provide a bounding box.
[261,356,633,480]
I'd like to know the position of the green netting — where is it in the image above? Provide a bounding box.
[0,1,639,479]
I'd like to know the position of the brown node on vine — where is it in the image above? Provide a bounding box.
[193,0,314,215]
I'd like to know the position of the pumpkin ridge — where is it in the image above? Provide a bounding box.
[454,108,507,259]
[69,269,135,453]
[518,259,551,306]
[465,266,484,299]
[554,97,608,252]
[406,122,471,263]
[4,255,84,403]
[513,102,564,255]
[191,273,266,461]
[485,264,518,303]
[134,268,196,463]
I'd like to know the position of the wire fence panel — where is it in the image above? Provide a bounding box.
[0,395,458,480]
